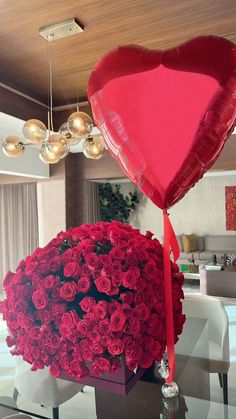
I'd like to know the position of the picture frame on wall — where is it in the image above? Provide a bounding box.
[225,186,236,231]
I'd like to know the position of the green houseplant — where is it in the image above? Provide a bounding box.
[99,183,139,222]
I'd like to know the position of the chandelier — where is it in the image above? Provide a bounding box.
[1,19,105,164]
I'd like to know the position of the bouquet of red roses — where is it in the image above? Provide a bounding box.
[0,221,185,380]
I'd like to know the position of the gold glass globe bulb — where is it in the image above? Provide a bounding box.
[67,111,93,140]
[39,143,61,164]
[22,119,47,144]
[47,133,69,159]
[2,136,25,158]
[58,123,80,146]
[59,122,71,139]
[82,134,105,159]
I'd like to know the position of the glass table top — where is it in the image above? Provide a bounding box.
[0,313,235,419]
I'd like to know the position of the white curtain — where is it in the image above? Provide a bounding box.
[0,183,38,290]
[84,181,101,223]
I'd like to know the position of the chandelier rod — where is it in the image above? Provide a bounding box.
[48,35,54,132]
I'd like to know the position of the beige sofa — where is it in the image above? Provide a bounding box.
[177,235,236,266]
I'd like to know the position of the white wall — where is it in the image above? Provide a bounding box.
[120,174,236,240]
[37,160,66,246]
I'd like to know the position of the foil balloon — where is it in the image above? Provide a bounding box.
[87,36,236,385]
[88,36,236,211]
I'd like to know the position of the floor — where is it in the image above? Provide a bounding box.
[0,294,235,419]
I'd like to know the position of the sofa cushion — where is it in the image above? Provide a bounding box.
[181,234,197,253]
[204,235,236,251]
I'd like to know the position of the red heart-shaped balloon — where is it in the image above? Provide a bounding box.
[88,36,236,209]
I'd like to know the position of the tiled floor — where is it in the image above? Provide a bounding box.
[0,298,236,418]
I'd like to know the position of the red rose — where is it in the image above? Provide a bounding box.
[123,336,136,352]
[143,262,158,279]
[107,338,124,355]
[14,299,28,314]
[108,226,126,244]
[140,351,153,368]
[77,276,90,293]
[98,254,112,267]
[121,304,133,318]
[134,303,150,321]
[70,359,82,374]
[38,260,49,274]
[110,311,126,332]
[135,249,149,261]
[85,253,98,270]
[59,281,77,301]
[61,310,78,330]
[174,313,186,335]
[126,253,137,265]
[120,291,134,305]
[126,358,137,371]
[101,264,113,276]
[98,319,110,335]
[51,302,67,317]
[145,231,154,239]
[82,349,93,362]
[37,310,51,324]
[50,363,60,377]
[126,345,142,362]
[91,342,104,354]
[87,330,101,343]
[29,326,41,340]
[128,316,141,337]
[12,271,22,284]
[95,276,111,294]
[101,335,112,346]
[90,230,106,242]
[122,268,140,289]
[76,225,90,240]
[80,239,94,254]
[32,290,48,310]
[79,297,96,313]
[81,264,91,276]
[49,333,60,349]
[5,335,15,347]
[111,272,122,287]
[63,262,80,278]
[94,301,108,319]
[25,261,38,275]
[109,357,120,373]
[72,247,82,261]
[44,275,60,289]
[108,300,120,315]
[91,361,102,376]
[94,356,110,373]
[76,320,89,337]
[61,249,74,264]
[152,341,162,359]
[109,247,125,261]
[31,345,40,359]
[143,335,155,352]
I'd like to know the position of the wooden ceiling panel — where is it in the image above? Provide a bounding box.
[0,0,235,106]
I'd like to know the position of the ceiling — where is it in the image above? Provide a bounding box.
[0,0,235,179]
[0,0,236,107]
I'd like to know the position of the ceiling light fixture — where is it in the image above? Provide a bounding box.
[1,19,105,164]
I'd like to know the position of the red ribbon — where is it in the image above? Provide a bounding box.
[163,209,180,383]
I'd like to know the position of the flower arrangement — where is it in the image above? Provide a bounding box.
[0,221,185,381]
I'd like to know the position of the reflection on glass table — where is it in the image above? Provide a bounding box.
[0,314,235,418]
